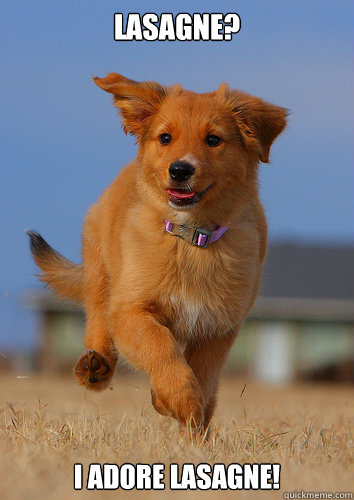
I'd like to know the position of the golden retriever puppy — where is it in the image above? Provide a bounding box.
[27,73,287,432]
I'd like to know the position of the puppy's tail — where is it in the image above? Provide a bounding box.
[26,230,84,303]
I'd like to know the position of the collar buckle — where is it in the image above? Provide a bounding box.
[165,220,228,248]
[192,227,212,248]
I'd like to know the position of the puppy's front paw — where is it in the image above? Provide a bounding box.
[74,350,114,391]
[153,375,204,429]
[176,385,204,429]
[151,389,170,416]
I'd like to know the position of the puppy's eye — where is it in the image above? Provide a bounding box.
[159,133,171,145]
[206,135,222,147]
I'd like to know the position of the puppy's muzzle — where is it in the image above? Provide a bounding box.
[169,161,194,183]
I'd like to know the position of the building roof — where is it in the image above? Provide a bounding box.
[260,243,354,300]
[25,243,354,322]
[248,243,354,322]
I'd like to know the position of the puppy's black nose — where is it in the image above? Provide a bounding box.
[169,161,195,183]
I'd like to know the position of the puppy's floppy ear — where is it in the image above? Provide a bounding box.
[218,84,288,163]
[93,73,167,137]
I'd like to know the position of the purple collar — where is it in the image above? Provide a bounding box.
[165,220,228,248]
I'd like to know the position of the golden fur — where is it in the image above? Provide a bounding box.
[28,73,287,432]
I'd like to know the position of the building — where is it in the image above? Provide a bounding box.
[25,243,354,382]
[232,243,353,382]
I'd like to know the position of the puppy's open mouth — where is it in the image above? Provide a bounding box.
[168,185,213,208]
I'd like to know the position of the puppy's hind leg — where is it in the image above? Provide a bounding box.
[74,238,118,391]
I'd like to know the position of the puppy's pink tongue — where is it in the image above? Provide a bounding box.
[168,189,195,199]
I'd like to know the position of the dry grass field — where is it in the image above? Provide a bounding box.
[0,371,353,500]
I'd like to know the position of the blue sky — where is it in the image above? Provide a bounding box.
[1,1,353,352]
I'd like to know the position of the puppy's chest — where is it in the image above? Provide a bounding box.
[159,294,231,340]
[150,241,248,340]
[158,271,237,341]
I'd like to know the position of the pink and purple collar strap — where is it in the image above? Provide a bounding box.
[165,220,228,248]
